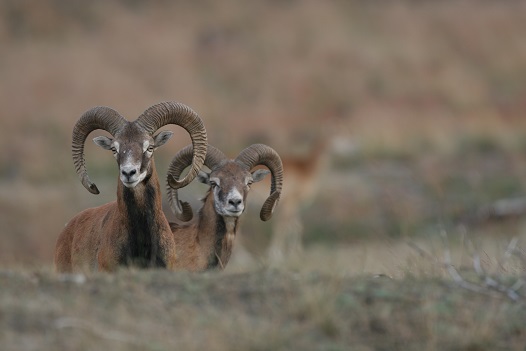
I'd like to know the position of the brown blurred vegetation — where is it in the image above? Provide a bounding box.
[1,0,526,266]
[2,268,526,350]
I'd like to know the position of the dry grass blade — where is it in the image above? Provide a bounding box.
[54,317,148,346]
[406,241,435,261]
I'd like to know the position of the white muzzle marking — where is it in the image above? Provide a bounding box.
[119,155,145,188]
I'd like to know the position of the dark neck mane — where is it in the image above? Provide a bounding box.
[117,163,166,268]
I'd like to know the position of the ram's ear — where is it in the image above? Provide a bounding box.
[252,169,270,183]
[197,171,210,185]
[93,136,114,150]
[153,131,173,148]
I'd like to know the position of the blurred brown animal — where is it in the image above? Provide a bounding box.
[266,135,332,263]
[54,102,207,272]
[166,144,283,271]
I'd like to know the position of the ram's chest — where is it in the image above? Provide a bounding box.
[206,216,238,270]
[223,217,238,245]
[221,217,237,262]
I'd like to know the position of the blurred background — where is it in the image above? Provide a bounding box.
[1,0,526,270]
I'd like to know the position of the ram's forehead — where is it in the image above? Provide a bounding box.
[115,124,152,142]
[212,162,250,180]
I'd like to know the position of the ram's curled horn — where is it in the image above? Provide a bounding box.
[72,106,127,194]
[165,145,194,220]
[166,144,228,221]
[235,144,284,221]
[136,101,208,189]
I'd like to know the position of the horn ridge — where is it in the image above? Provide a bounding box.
[166,144,228,221]
[235,144,283,221]
[72,106,127,194]
[136,101,207,189]
[166,145,195,217]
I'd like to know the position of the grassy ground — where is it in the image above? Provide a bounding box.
[1,267,525,351]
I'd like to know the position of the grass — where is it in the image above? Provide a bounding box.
[1,266,525,351]
[1,0,525,274]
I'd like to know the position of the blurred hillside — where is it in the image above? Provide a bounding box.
[1,0,526,265]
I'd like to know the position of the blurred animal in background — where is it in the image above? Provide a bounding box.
[54,102,207,272]
[266,134,334,263]
[166,144,283,271]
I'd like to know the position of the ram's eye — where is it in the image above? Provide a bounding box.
[147,146,154,153]
[110,147,117,154]
[209,181,218,188]
[247,180,253,187]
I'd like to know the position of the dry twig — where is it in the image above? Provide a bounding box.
[440,230,525,303]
